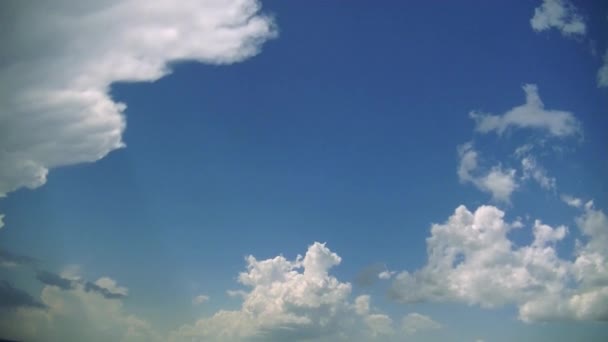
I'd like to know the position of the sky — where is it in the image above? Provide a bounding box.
[0,0,607,341]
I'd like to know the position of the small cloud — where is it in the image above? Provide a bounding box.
[530,0,586,36]
[35,270,74,290]
[561,194,582,208]
[0,280,46,310]
[402,313,441,335]
[226,289,247,298]
[193,294,210,305]
[84,278,128,299]
[354,263,386,287]
[521,156,556,190]
[378,270,396,280]
[0,214,4,229]
[0,249,36,268]
[598,50,608,87]
[470,84,581,137]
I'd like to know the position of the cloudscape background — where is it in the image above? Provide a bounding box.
[0,0,607,341]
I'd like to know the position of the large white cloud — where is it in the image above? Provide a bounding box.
[391,203,608,322]
[170,242,395,342]
[457,143,518,202]
[470,84,580,137]
[530,0,586,36]
[0,0,276,222]
[0,275,161,342]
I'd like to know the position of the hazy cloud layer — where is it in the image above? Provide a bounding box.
[391,202,608,322]
[470,85,580,137]
[530,0,586,36]
[0,0,276,225]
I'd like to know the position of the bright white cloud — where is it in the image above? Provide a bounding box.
[391,203,608,322]
[402,313,441,335]
[0,0,276,225]
[170,242,393,342]
[457,143,518,202]
[530,0,586,36]
[598,50,608,87]
[0,275,160,342]
[193,294,210,306]
[470,84,580,137]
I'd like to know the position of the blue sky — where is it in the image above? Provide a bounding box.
[1,1,607,341]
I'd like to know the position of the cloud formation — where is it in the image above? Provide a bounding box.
[171,242,393,342]
[470,84,580,137]
[530,0,586,36]
[193,295,210,306]
[0,281,46,310]
[457,143,518,202]
[402,313,441,335]
[598,51,608,88]
[391,203,608,322]
[0,249,36,268]
[0,0,276,225]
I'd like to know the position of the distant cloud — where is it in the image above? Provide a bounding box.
[530,0,586,36]
[0,249,36,268]
[0,0,277,227]
[598,51,608,87]
[84,277,128,299]
[193,295,209,306]
[470,85,581,137]
[402,313,441,335]
[561,194,582,208]
[457,143,518,202]
[0,280,46,310]
[35,270,74,290]
[520,156,556,190]
[391,203,608,322]
[170,242,394,341]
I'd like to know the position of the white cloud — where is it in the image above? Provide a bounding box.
[402,313,441,335]
[530,0,586,36]
[0,0,276,225]
[390,203,608,322]
[193,294,210,306]
[561,194,582,208]
[470,84,580,137]
[95,276,129,297]
[0,275,160,342]
[457,143,518,202]
[170,242,393,342]
[378,270,396,280]
[598,50,608,87]
[521,156,556,190]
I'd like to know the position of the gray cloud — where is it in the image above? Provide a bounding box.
[0,250,36,268]
[0,280,45,310]
[35,271,74,290]
[84,281,126,299]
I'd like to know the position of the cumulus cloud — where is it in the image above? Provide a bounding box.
[530,0,586,36]
[170,242,393,342]
[470,84,580,137]
[402,313,441,335]
[193,295,210,306]
[457,143,518,202]
[390,203,608,322]
[0,279,160,342]
[598,51,608,87]
[0,0,276,226]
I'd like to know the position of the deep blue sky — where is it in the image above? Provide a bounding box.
[1,1,607,341]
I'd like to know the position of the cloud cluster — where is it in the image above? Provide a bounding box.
[470,84,580,138]
[170,242,396,342]
[0,0,276,225]
[0,272,165,342]
[530,0,586,36]
[391,202,608,322]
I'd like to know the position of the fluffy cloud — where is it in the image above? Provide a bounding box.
[470,84,580,137]
[457,143,518,202]
[401,313,441,335]
[0,0,276,225]
[391,203,608,322]
[170,242,393,342]
[598,51,608,87]
[561,194,582,208]
[530,0,586,36]
[0,275,159,342]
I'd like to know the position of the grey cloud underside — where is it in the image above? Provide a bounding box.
[84,281,126,299]
[35,270,74,290]
[0,280,45,310]
[0,249,36,267]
